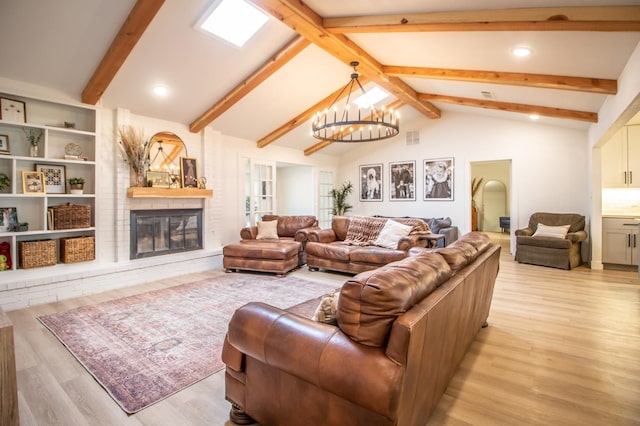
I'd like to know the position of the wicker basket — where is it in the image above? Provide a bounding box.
[60,236,95,264]
[48,203,91,230]
[19,240,57,269]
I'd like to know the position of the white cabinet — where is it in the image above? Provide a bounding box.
[602,218,638,266]
[0,91,97,272]
[602,125,640,188]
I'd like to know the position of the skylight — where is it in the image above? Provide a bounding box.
[199,0,268,48]
[352,87,389,109]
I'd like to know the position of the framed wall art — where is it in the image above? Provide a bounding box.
[389,161,415,201]
[0,97,26,123]
[180,157,198,188]
[360,163,383,201]
[36,164,66,194]
[0,134,9,154]
[424,157,454,201]
[22,171,46,194]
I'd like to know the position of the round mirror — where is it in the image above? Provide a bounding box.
[148,132,188,175]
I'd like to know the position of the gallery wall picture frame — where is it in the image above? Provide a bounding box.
[36,163,66,194]
[389,160,416,201]
[180,157,198,188]
[424,157,454,201]
[0,134,9,154]
[146,171,171,188]
[22,171,46,194]
[360,163,383,201]
[0,97,26,123]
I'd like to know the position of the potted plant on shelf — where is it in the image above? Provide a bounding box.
[69,177,85,194]
[0,173,9,193]
[24,128,43,157]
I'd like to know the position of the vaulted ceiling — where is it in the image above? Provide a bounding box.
[1,0,640,157]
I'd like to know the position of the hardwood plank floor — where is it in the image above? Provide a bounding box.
[6,244,640,425]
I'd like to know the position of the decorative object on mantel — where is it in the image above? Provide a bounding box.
[24,128,42,157]
[311,61,400,143]
[198,176,207,189]
[117,125,150,187]
[68,177,84,194]
[149,131,187,188]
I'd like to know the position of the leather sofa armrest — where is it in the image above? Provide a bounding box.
[397,235,422,251]
[515,227,533,237]
[295,226,321,242]
[240,226,258,240]
[227,302,402,417]
[566,230,587,243]
[308,229,338,243]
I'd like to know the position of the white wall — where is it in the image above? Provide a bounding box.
[277,165,315,215]
[336,111,591,243]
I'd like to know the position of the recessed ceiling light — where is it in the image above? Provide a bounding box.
[198,0,268,48]
[153,85,169,97]
[529,114,540,120]
[512,47,533,57]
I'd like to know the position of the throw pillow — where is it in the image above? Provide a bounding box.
[312,290,340,325]
[374,220,413,249]
[532,223,570,239]
[256,220,279,239]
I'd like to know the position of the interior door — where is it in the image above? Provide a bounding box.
[244,159,276,227]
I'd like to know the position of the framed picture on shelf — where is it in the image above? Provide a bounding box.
[424,157,454,201]
[0,97,26,123]
[180,157,198,188]
[389,161,416,201]
[0,207,18,232]
[36,164,66,194]
[360,163,383,201]
[146,171,171,188]
[22,170,46,194]
[0,134,9,154]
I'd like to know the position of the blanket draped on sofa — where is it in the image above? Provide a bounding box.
[344,216,430,246]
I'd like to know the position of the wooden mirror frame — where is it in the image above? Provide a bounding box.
[148,132,187,175]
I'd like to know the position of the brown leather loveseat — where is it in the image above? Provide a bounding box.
[305,215,431,274]
[223,215,318,276]
[222,232,501,425]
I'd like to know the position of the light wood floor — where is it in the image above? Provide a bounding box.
[6,242,640,426]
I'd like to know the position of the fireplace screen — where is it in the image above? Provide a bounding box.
[130,209,202,259]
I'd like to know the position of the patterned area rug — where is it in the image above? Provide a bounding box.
[38,273,336,413]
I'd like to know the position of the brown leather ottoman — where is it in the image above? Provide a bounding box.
[223,240,301,276]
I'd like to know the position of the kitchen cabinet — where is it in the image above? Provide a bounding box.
[602,125,640,188]
[602,217,638,266]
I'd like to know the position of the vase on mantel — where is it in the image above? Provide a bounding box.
[30,145,38,157]
[131,169,147,187]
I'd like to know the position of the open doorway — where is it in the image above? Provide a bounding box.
[471,160,512,250]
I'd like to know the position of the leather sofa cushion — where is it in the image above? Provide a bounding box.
[434,240,477,273]
[349,247,406,264]
[457,231,492,254]
[262,214,318,238]
[338,253,452,347]
[332,216,350,241]
[306,242,356,262]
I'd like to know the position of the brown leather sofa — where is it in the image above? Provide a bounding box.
[222,232,500,425]
[515,212,587,270]
[305,215,431,274]
[223,215,318,276]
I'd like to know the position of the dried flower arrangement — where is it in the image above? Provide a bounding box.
[117,125,150,186]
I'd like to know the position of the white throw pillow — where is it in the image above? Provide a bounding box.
[374,220,413,249]
[532,223,571,239]
[256,220,279,239]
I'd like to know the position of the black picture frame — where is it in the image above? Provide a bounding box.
[360,163,383,201]
[424,157,454,201]
[389,161,416,201]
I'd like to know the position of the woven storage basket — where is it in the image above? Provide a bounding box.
[60,236,95,264]
[48,203,91,230]
[19,240,57,269]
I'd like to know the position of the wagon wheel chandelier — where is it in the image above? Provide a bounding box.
[311,61,400,143]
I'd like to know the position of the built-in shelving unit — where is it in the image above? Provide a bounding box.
[0,91,97,272]
[126,187,213,198]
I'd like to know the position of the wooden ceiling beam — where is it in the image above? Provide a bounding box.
[256,77,369,148]
[324,6,640,33]
[418,93,597,123]
[82,0,165,105]
[248,0,440,148]
[383,66,617,95]
[304,99,404,156]
[189,35,310,133]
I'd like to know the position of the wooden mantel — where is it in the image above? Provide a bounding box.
[127,187,213,198]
